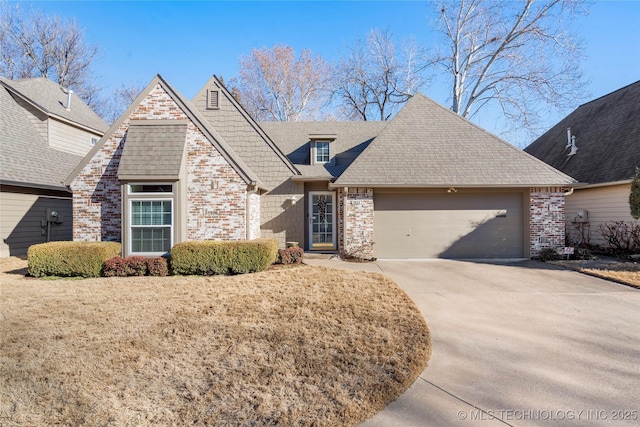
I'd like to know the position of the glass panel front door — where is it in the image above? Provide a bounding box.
[309,192,335,250]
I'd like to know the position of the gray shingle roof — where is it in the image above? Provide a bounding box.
[118,121,188,180]
[193,76,299,188]
[259,121,386,179]
[525,81,640,184]
[66,75,265,190]
[0,77,107,133]
[0,83,83,191]
[334,93,576,187]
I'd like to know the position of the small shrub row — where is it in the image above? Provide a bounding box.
[28,241,121,278]
[103,256,168,277]
[538,247,562,262]
[276,246,304,265]
[599,221,640,255]
[170,239,278,275]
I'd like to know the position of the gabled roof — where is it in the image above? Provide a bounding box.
[66,75,265,190]
[334,93,576,188]
[525,81,640,184]
[0,82,83,191]
[192,76,299,187]
[260,121,386,180]
[118,120,188,180]
[0,77,107,134]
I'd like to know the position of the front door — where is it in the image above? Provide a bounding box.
[309,192,336,251]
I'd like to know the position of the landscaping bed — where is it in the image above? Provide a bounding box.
[0,257,431,426]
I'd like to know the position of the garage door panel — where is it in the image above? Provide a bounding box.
[374,192,524,259]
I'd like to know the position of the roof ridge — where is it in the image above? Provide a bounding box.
[66,74,264,189]
[576,80,640,109]
[209,75,300,176]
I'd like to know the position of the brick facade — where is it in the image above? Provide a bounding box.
[71,83,250,247]
[186,122,247,240]
[339,187,375,258]
[529,187,566,257]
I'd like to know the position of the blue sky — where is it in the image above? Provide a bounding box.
[24,0,640,143]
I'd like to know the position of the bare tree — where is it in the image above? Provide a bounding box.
[233,45,332,121]
[0,3,100,106]
[102,80,146,125]
[334,29,426,121]
[431,0,588,136]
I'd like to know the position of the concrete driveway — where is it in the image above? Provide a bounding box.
[304,258,640,426]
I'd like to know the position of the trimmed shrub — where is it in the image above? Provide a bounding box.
[276,246,304,265]
[147,257,169,276]
[103,256,169,277]
[538,247,562,262]
[28,241,121,278]
[170,239,278,275]
[127,256,148,276]
[103,256,129,277]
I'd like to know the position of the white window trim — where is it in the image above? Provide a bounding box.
[313,140,331,165]
[128,183,175,256]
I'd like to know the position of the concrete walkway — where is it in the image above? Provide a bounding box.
[304,257,640,426]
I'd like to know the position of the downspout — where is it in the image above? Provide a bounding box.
[564,188,574,196]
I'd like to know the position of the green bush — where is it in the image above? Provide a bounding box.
[28,241,121,278]
[170,239,278,275]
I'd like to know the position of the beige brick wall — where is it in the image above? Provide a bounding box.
[71,83,250,246]
[186,122,247,240]
[530,187,566,257]
[340,187,375,258]
[248,192,261,240]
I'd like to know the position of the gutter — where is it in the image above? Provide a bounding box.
[0,179,71,194]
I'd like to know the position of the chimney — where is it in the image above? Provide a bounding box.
[66,89,73,110]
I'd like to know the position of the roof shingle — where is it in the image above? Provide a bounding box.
[525,81,640,184]
[0,83,83,191]
[334,93,576,187]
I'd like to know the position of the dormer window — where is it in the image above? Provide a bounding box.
[310,133,337,165]
[315,141,330,163]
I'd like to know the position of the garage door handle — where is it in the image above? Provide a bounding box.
[407,228,411,236]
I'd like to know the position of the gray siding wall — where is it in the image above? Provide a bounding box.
[14,96,48,142]
[48,119,98,156]
[0,186,73,257]
[566,183,637,246]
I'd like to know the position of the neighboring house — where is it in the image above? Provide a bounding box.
[67,74,575,259]
[0,77,108,257]
[525,81,640,247]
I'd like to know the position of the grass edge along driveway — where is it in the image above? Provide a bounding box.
[0,260,431,426]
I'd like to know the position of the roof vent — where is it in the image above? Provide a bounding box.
[565,128,572,148]
[66,89,73,110]
[207,89,219,110]
[567,135,578,156]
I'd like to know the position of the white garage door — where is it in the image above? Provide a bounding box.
[373,191,525,259]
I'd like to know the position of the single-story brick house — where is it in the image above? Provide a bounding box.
[66,74,576,259]
[525,81,640,247]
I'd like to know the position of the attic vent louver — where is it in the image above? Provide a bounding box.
[207,89,220,110]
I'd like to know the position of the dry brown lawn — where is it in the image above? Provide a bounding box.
[0,257,431,426]
[549,259,640,288]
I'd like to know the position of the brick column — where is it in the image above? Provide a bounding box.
[341,187,375,259]
[530,187,566,257]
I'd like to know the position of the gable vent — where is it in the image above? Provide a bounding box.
[207,89,220,110]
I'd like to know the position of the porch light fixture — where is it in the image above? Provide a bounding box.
[290,195,297,205]
[447,187,457,193]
